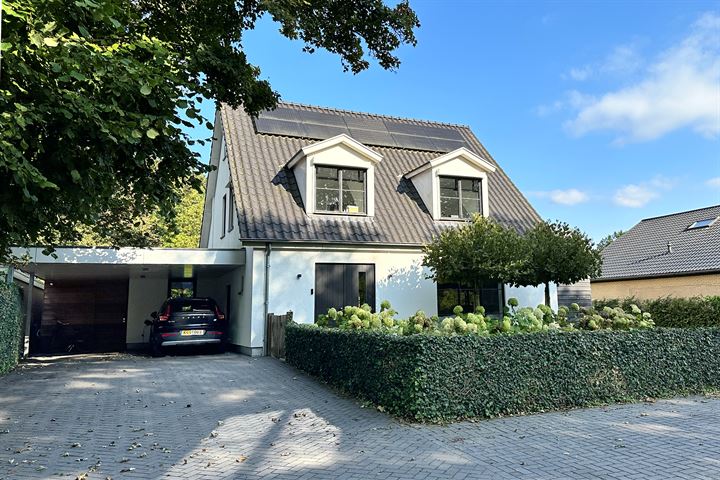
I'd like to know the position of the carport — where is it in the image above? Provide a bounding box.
[11,247,245,355]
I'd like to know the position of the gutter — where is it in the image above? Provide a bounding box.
[262,242,271,356]
[591,269,720,283]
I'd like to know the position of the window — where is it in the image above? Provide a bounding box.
[169,278,196,298]
[228,189,234,232]
[687,217,718,230]
[437,281,503,317]
[315,166,366,214]
[221,194,227,238]
[439,177,482,219]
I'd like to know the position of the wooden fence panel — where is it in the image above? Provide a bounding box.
[266,311,292,358]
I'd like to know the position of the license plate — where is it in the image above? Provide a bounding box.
[181,330,205,336]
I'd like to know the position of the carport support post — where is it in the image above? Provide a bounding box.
[22,273,34,358]
[4,266,13,285]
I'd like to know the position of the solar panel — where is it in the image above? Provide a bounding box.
[253,106,470,152]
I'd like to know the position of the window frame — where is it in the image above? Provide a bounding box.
[221,193,227,239]
[227,188,235,232]
[314,165,368,216]
[438,175,483,221]
[436,281,504,317]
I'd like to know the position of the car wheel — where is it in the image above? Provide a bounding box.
[150,337,164,358]
[216,341,226,354]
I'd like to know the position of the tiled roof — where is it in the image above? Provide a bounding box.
[220,102,541,245]
[597,205,720,281]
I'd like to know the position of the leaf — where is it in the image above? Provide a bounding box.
[70,169,81,182]
[0,42,12,52]
[140,84,152,96]
[43,38,59,47]
[146,128,159,139]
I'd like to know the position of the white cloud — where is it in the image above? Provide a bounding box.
[568,66,592,81]
[707,177,720,188]
[613,184,658,207]
[561,13,720,143]
[613,175,677,207]
[529,188,589,205]
[600,45,643,75]
[550,189,589,205]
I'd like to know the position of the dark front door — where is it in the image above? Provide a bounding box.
[314,263,375,320]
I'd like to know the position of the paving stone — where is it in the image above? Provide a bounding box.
[0,353,719,479]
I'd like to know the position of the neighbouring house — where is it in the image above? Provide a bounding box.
[592,205,720,301]
[201,102,556,355]
[9,102,555,356]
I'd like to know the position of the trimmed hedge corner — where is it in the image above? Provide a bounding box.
[0,282,22,375]
[594,296,720,328]
[286,323,720,422]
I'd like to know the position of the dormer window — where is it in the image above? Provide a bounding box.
[439,177,482,219]
[316,166,367,214]
[287,134,382,217]
[405,147,496,221]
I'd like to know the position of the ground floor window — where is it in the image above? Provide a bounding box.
[437,281,503,317]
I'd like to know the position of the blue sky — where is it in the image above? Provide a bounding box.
[193,0,720,241]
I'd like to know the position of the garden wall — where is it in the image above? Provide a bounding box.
[0,282,22,375]
[286,324,720,422]
[594,296,720,328]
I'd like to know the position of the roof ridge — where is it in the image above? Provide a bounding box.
[277,100,471,129]
[640,204,720,222]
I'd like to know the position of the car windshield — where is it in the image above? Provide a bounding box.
[170,299,215,313]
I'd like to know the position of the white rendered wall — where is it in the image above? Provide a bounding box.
[238,245,561,354]
[126,274,167,345]
[207,138,242,249]
[505,283,558,311]
[244,246,437,351]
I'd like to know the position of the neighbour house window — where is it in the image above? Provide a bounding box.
[221,194,227,238]
[315,166,366,214]
[439,176,482,219]
[228,189,235,232]
[437,282,503,317]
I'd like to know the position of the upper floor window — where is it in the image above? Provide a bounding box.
[439,176,482,219]
[228,188,235,232]
[315,166,366,214]
[221,194,227,238]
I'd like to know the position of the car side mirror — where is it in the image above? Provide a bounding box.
[144,319,153,326]
[150,311,158,319]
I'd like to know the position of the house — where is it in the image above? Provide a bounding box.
[592,205,720,301]
[200,102,556,356]
[9,102,554,357]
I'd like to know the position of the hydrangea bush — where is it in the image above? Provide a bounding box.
[314,298,654,336]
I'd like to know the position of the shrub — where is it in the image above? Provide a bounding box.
[0,282,22,375]
[594,296,720,328]
[314,298,654,336]
[286,324,720,422]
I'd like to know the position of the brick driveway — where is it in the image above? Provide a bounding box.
[1,353,719,480]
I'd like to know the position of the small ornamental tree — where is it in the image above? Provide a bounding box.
[422,215,527,290]
[522,220,602,306]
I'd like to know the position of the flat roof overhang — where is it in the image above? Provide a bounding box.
[10,247,245,281]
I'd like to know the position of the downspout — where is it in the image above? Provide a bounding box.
[262,243,271,356]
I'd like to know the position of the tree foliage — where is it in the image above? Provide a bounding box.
[0,0,419,261]
[422,216,602,306]
[597,230,625,251]
[422,216,527,287]
[522,220,603,305]
[74,180,206,248]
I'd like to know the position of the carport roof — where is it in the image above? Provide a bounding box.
[11,247,245,281]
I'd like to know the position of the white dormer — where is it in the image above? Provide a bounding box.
[405,147,496,220]
[287,134,382,217]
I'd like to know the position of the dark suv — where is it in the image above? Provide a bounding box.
[146,297,227,356]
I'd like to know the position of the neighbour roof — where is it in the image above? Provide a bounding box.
[597,205,720,281]
[220,102,541,245]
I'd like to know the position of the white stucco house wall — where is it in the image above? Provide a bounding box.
[201,102,557,356]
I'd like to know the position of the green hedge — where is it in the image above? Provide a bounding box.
[286,323,720,422]
[594,296,720,328]
[0,282,22,375]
